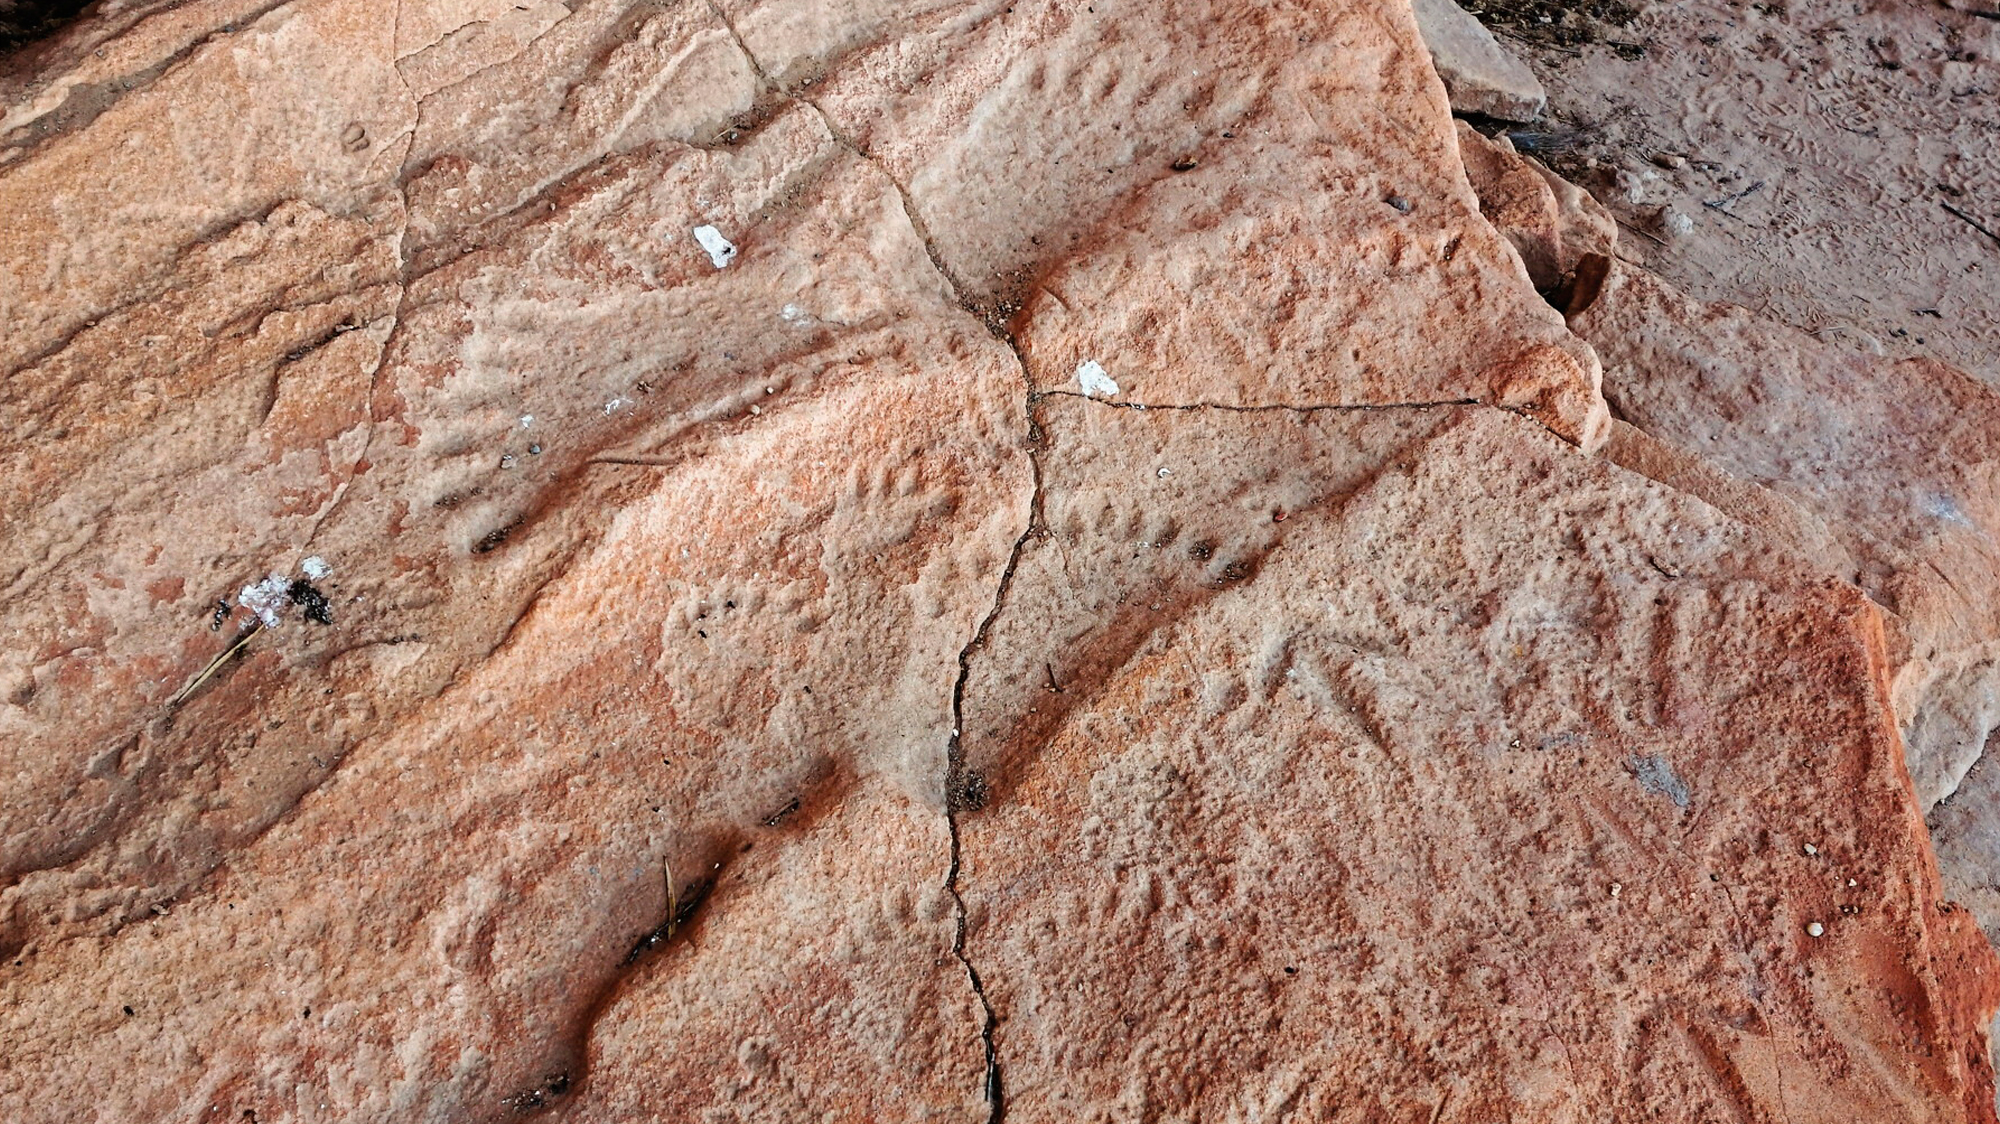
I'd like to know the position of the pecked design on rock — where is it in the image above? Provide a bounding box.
[0,2,1994,1122]
[1566,260,2000,852]
[957,402,1999,1121]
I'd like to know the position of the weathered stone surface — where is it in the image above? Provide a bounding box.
[1457,120,1616,292]
[958,399,1998,1120]
[1571,260,2000,816]
[1,1,1995,1121]
[1564,261,2000,1033]
[1411,0,1547,121]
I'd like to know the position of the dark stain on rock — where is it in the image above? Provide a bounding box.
[287,579,333,625]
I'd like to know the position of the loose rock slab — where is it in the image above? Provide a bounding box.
[1411,0,1548,121]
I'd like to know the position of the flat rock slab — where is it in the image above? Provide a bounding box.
[1573,260,2000,818]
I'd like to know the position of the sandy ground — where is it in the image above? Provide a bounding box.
[1475,0,2000,382]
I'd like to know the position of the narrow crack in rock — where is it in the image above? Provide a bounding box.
[942,421,1038,1124]
[706,9,1022,1110]
[704,1,974,308]
[1045,391,1585,446]
[1039,390,1483,414]
[938,330,1048,1124]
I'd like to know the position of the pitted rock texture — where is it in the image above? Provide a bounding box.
[1,2,1996,1122]
[1572,260,2000,818]
[959,402,1997,1121]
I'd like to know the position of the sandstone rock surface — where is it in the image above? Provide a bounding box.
[1,2,1995,1122]
[1571,261,2000,813]
[1456,120,1615,293]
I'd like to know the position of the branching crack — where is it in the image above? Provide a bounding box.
[706,6,1023,1111]
[703,1,974,309]
[936,261,1052,1124]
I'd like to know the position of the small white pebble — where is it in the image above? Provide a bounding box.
[1157,467,1172,479]
[693,225,737,268]
[300,556,331,580]
[519,414,534,428]
[1609,882,1622,898]
[1802,843,1818,856]
[750,404,762,415]
[1075,359,1119,398]
[1805,921,1825,938]
[1846,878,1857,887]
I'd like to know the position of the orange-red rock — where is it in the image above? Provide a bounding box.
[1,1,1993,1122]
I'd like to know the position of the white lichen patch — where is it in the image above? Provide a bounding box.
[1076,359,1119,398]
[692,225,737,269]
[239,573,293,627]
[780,303,809,323]
[604,397,630,416]
[301,556,332,580]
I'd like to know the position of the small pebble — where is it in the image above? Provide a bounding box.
[1615,167,1658,204]
[1385,194,1412,213]
[1652,152,1686,169]
[1806,921,1825,938]
[1802,843,1818,856]
[1157,467,1173,478]
[692,224,737,269]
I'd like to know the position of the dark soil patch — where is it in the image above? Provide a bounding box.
[0,1,94,56]
[1461,0,1645,53]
